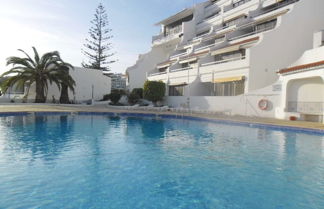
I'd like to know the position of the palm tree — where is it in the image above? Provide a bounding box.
[0,47,75,103]
[58,65,75,104]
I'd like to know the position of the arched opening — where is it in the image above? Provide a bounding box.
[286,76,324,122]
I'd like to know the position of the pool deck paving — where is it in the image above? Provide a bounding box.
[0,104,323,132]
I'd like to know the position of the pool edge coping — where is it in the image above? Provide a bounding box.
[0,110,323,136]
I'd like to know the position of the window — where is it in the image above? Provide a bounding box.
[169,85,186,96]
[181,63,189,68]
[214,80,245,96]
[158,67,168,72]
[181,60,197,69]
[255,19,277,32]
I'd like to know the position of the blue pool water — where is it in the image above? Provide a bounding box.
[0,114,323,209]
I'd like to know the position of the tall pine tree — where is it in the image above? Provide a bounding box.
[82,3,116,71]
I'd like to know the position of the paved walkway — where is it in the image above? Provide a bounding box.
[0,104,323,131]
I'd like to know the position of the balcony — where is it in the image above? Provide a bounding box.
[170,67,193,73]
[214,25,236,34]
[152,25,183,45]
[229,21,276,41]
[192,30,211,41]
[197,10,221,27]
[287,102,324,115]
[224,0,252,13]
[204,11,221,21]
[257,0,298,17]
[201,56,246,67]
[195,37,225,52]
[170,51,188,60]
[148,71,167,77]
[205,0,221,9]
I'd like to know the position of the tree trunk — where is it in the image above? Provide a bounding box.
[59,84,70,104]
[35,80,46,103]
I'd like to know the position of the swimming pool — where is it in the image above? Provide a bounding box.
[0,113,323,209]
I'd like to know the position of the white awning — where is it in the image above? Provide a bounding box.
[211,45,240,56]
[168,82,187,86]
[179,57,197,64]
[213,76,245,83]
[157,63,171,69]
[224,13,247,23]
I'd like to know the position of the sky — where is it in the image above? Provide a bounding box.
[0,0,206,74]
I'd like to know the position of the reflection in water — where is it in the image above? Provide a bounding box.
[124,117,166,144]
[283,132,297,157]
[0,115,323,209]
[2,115,74,162]
[140,118,165,142]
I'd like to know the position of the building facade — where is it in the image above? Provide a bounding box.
[126,0,324,99]
[110,73,127,90]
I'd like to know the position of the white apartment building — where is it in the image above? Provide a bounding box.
[126,0,324,99]
[110,73,127,90]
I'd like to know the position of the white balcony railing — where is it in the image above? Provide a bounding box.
[170,67,193,72]
[224,0,252,12]
[193,32,210,41]
[287,101,324,114]
[195,43,216,52]
[170,52,188,59]
[229,24,276,41]
[148,71,167,77]
[152,25,183,44]
[201,56,246,67]
[195,38,225,52]
[260,0,298,14]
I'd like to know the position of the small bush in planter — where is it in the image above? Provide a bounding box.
[128,92,140,105]
[128,88,143,105]
[109,89,126,105]
[132,88,143,99]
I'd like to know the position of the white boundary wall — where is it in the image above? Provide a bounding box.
[166,84,282,118]
[0,67,111,103]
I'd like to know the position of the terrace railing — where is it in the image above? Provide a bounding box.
[201,56,246,67]
[256,0,299,18]
[229,23,276,41]
[152,25,183,44]
[287,101,324,115]
[170,67,193,73]
[170,52,188,59]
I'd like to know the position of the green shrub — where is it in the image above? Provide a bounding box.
[128,88,143,105]
[112,89,126,95]
[103,89,126,104]
[143,80,166,104]
[102,94,110,101]
[128,92,140,105]
[132,88,143,99]
[109,92,121,104]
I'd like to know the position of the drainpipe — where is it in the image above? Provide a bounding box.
[91,85,94,105]
[187,67,191,109]
[213,70,215,96]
